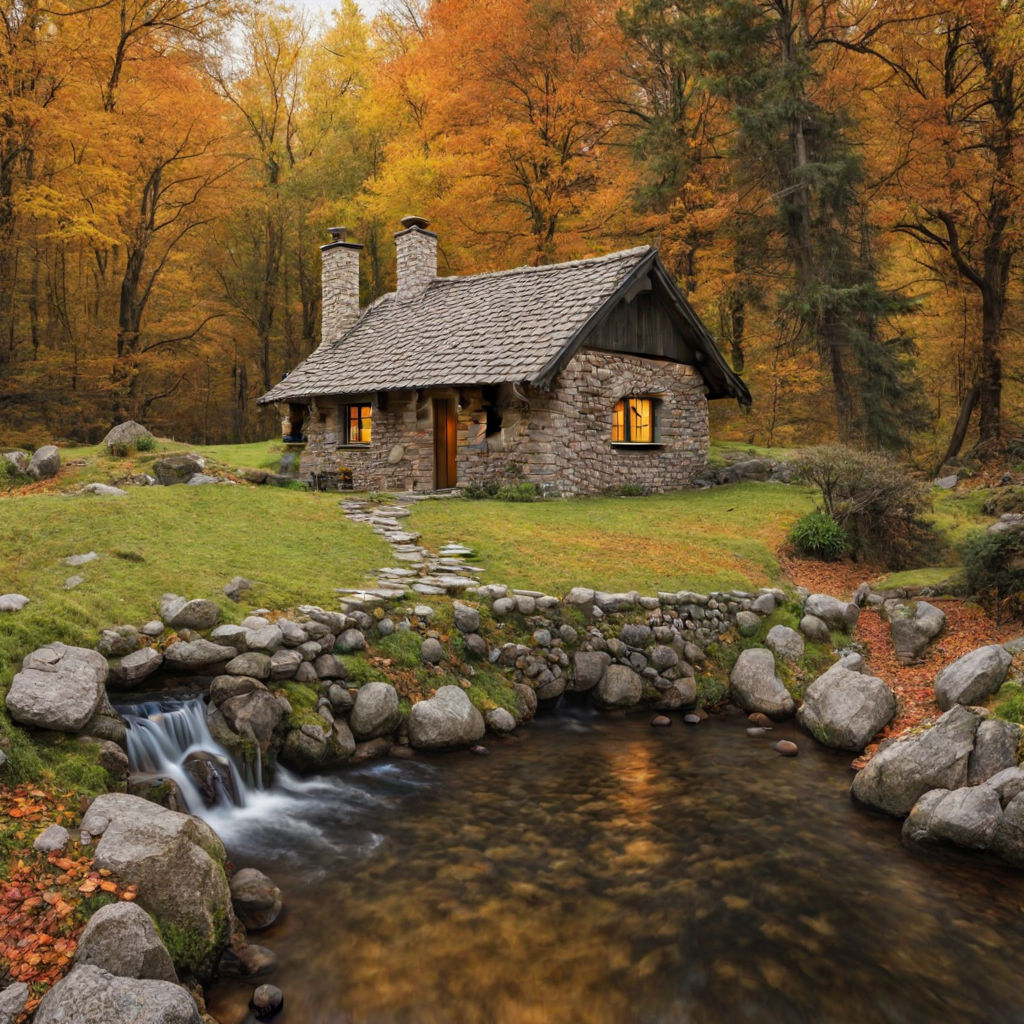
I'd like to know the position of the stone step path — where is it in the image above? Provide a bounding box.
[336,499,485,612]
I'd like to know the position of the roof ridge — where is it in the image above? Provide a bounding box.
[430,245,654,287]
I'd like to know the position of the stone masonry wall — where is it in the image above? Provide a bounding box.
[320,242,361,343]
[296,349,709,494]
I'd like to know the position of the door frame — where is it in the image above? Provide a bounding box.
[432,397,457,489]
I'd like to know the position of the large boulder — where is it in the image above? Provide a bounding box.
[407,685,485,749]
[80,794,231,979]
[729,648,795,718]
[162,639,235,673]
[593,664,643,710]
[992,791,1024,867]
[27,444,60,481]
[967,719,1021,786]
[349,681,402,740]
[850,705,981,816]
[6,644,108,732]
[279,721,355,772]
[160,595,220,632]
[934,645,1013,710]
[109,647,163,690]
[765,625,804,662]
[803,594,859,632]
[73,901,177,982]
[887,601,946,663]
[152,454,205,486]
[904,785,1003,850]
[570,651,611,692]
[798,662,896,751]
[103,421,155,451]
[33,965,199,1024]
[211,682,286,757]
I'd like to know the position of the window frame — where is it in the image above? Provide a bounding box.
[341,402,373,446]
[611,396,661,447]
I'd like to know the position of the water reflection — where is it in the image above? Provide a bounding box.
[207,712,1024,1024]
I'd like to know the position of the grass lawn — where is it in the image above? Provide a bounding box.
[409,482,817,595]
[0,485,390,684]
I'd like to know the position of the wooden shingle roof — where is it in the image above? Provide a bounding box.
[258,245,750,405]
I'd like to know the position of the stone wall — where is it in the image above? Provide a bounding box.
[320,241,361,343]
[294,348,710,495]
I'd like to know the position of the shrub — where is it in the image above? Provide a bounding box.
[789,510,848,560]
[793,445,934,568]
[617,482,647,497]
[962,528,1024,622]
[462,480,501,500]
[134,435,157,452]
[494,482,540,502]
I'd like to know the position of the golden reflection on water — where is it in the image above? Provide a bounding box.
[207,713,1024,1024]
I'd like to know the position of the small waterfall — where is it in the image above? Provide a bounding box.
[120,697,252,816]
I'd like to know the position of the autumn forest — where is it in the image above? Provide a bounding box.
[1,0,1022,463]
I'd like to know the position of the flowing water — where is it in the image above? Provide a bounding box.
[126,700,1024,1024]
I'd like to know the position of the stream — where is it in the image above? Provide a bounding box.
[124,700,1024,1024]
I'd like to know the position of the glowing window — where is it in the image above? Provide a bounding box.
[612,398,654,443]
[345,404,372,444]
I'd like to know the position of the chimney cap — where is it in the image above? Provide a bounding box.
[400,215,430,231]
[328,226,348,242]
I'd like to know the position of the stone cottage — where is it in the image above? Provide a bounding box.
[257,217,751,495]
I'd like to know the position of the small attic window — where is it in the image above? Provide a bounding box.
[611,397,659,446]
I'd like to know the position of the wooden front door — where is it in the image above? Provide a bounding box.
[433,398,457,489]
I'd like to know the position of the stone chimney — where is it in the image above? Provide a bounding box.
[394,215,437,301]
[321,227,362,341]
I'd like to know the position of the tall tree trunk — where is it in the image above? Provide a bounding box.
[935,380,981,473]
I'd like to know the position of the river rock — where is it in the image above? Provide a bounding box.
[485,707,516,733]
[988,766,1024,806]
[934,645,1013,711]
[349,682,401,740]
[729,648,795,718]
[103,420,155,451]
[336,628,366,653]
[653,678,698,711]
[27,444,60,480]
[225,652,272,680]
[34,824,70,854]
[512,683,538,722]
[453,603,481,634]
[593,664,643,709]
[80,794,230,978]
[98,626,141,658]
[799,614,831,643]
[735,611,761,637]
[182,752,237,808]
[798,663,896,751]
[152,453,205,486]
[571,651,611,692]
[851,705,981,816]
[251,984,284,1020]
[992,791,1024,867]
[887,601,946,663]
[421,637,443,665]
[160,595,219,632]
[0,593,29,613]
[0,982,28,1023]
[109,647,163,690]
[163,639,235,672]
[95,740,130,780]
[906,785,1003,850]
[230,868,282,931]
[81,691,128,746]
[765,625,804,662]
[6,643,108,732]
[246,625,284,655]
[804,594,859,631]
[967,719,1021,785]
[33,965,199,1024]
[74,901,177,982]
[408,685,485,749]
[217,683,286,755]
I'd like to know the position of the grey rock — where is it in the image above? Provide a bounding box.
[532,628,552,647]
[650,645,679,672]
[515,595,536,615]
[652,678,697,711]
[218,685,286,755]
[6,643,108,732]
[82,482,127,497]
[408,685,485,749]
[223,576,252,602]
[27,444,60,480]
[209,624,245,649]
[278,619,307,646]
[102,420,155,450]
[64,551,98,567]
[225,652,272,680]
[142,620,164,638]
[0,982,28,1022]
[34,824,70,853]
[74,901,177,982]
[485,707,516,733]
[571,650,612,692]
[799,614,831,643]
[935,645,1013,710]
[535,673,567,701]
[0,593,30,612]
[620,623,652,648]
[593,664,643,710]
[110,647,163,689]
[463,633,489,659]
[421,637,443,664]
[160,595,219,632]
[735,610,761,637]
[729,648,795,718]
[95,740,129,780]
[230,867,282,931]
[929,785,1002,848]
[491,597,516,618]
[152,453,205,486]
[336,628,366,652]
[765,625,804,661]
[798,663,896,751]
[987,766,1024,806]
[294,661,317,684]
[97,626,140,659]
[2,450,28,472]
[246,625,284,654]
[453,603,481,634]
[901,788,948,843]
[594,591,639,614]
[33,965,199,1024]
[993,791,1024,866]
[270,649,303,680]
[80,795,229,979]
[934,474,959,490]
[163,639,235,672]
[967,719,1021,785]
[752,593,777,615]
[888,601,946,663]
[804,594,859,631]
[313,653,346,679]
[851,705,981,816]
[350,681,402,740]
[512,683,538,722]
